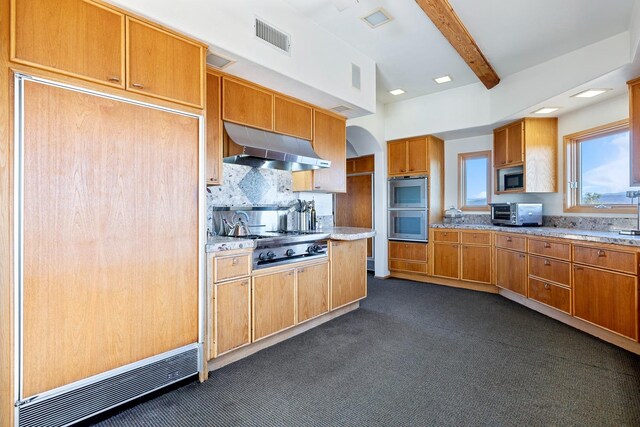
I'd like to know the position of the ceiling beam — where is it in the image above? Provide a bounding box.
[415,0,500,89]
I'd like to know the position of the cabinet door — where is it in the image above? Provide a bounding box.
[433,243,459,279]
[494,128,508,167]
[573,266,638,340]
[222,77,274,131]
[461,245,491,284]
[127,17,204,107]
[630,79,640,185]
[274,95,313,140]
[331,240,367,309]
[310,110,347,192]
[506,121,524,164]
[253,270,296,341]
[495,248,527,296]
[388,140,407,176]
[353,155,374,173]
[214,278,250,357]
[12,0,125,87]
[206,72,222,185]
[407,137,428,174]
[297,263,329,323]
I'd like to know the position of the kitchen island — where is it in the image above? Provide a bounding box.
[205,227,375,373]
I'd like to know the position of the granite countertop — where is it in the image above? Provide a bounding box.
[431,223,640,247]
[206,227,376,253]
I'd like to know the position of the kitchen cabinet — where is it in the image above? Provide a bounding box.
[461,244,491,284]
[293,109,347,193]
[330,239,367,309]
[388,241,428,275]
[388,140,408,175]
[528,277,571,315]
[432,242,460,280]
[573,265,638,340]
[347,155,375,174]
[528,255,571,287]
[335,173,374,257]
[222,77,274,131]
[297,262,330,323]
[629,76,640,185]
[11,0,126,88]
[274,95,313,140]
[495,247,527,296]
[252,269,296,341]
[206,71,222,185]
[430,230,491,284]
[212,278,251,357]
[126,17,204,108]
[493,118,557,193]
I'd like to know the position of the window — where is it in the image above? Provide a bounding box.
[565,120,634,213]
[458,151,491,211]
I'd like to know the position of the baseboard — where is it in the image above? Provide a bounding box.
[499,289,640,355]
[208,302,360,371]
[389,271,499,294]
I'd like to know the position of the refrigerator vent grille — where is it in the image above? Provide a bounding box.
[18,347,198,427]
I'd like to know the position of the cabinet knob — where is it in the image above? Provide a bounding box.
[241,281,248,286]
[519,254,525,258]
[298,268,306,273]
[400,169,406,172]
[506,237,512,242]
[107,76,121,83]
[575,266,584,271]
[544,260,551,266]
[597,250,606,257]
[132,83,145,89]
[544,242,551,248]
[544,283,550,290]
[232,257,239,266]
[314,186,321,189]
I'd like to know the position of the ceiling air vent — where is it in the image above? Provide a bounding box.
[207,52,235,70]
[331,105,352,113]
[255,18,291,54]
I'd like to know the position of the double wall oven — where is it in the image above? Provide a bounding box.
[388,176,429,242]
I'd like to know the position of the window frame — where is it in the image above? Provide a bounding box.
[564,119,633,214]
[458,150,492,211]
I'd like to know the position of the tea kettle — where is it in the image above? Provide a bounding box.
[230,218,250,237]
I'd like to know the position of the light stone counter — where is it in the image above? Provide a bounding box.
[431,223,640,247]
[324,227,376,241]
[205,236,256,253]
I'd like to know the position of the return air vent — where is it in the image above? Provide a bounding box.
[18,345,199,427]
[331,105,352,113]
[255,18,291,54]
[207,52,235,70]
[352,63,361,89]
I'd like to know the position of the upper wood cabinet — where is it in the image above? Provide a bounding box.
[10,0,206,108]
[387,136,435,176]
[493,118,557,193]
[347,155,374,174]
[629,77,640,185]
[274,95,313,140]
[126,17,204,108]
[222,77,274,131]
[206,71,222,185]
[11,0,125,88]
[293,110,347,193]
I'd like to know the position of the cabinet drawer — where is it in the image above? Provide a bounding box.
[460,231,491,245]
[433,230,459,243]
[214,254,251,282]
[528,278,571,315]
[388,241,427,261]
[389,260,428,274]
[495,233,526,252]
[528,238,570,260]
[573,245,637,275]
[528,255,571,287]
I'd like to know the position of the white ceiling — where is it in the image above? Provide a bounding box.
[285,0,635,104]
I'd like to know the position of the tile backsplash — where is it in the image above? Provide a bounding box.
[207,164,295,206]
[443,213,637,231]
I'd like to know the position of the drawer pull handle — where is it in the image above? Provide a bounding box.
[544,283,550,290]
[519,254,525,259]
[299,268,305,273]
[232,257,239,266]
[597,250,606,257]
[544,242,551,248]
[506,237,512,242]
[575,266,584,271]
[107,76,121,83]
[132,83,145,89]
[544,260,551,266]
[241,281,248,286]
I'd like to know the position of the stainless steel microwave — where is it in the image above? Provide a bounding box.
[388,176,428,209]
[504,172,524,190]
[490,203,542,226]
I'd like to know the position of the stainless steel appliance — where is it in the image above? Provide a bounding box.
[504,172,524,190]
[211,206,330,269]
[388,176,429,242]
[388,176,428,209]
[490,202,543,226]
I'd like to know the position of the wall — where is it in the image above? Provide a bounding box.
[443,94,632,218]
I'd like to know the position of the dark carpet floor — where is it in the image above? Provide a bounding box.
[91,275,640,426]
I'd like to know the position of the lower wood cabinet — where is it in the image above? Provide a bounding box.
[331,239,367,309]
[432,242,459,279]
[212,278,250,358]
[573,265,638,340]
[388,241,428,275]
[495,248,527,296]
[252,269,296,341]
[297,262,330,323]
[528,277,571,315]
[461,244,491,284]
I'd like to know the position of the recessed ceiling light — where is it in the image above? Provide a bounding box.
[361,8,393,28]
[532,107,560,114]
[434,75,452,84]
[571,88,612,98]
[389,89,405,96]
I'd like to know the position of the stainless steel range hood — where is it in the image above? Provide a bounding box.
[223,122,331,171]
